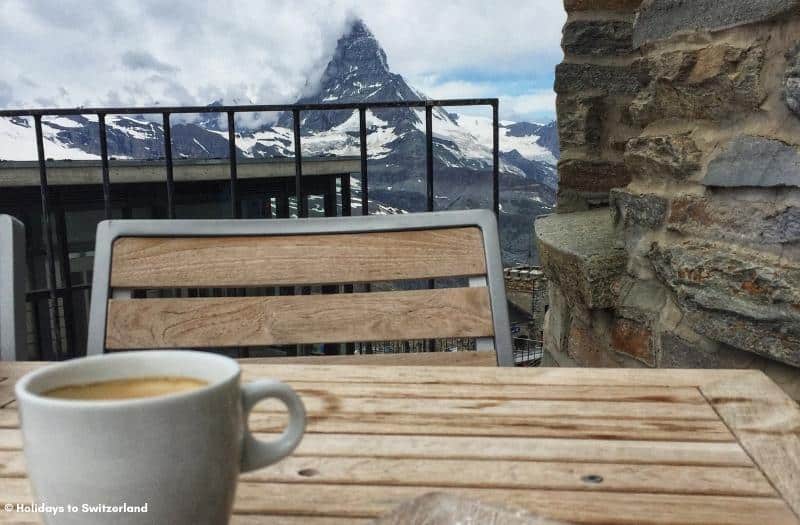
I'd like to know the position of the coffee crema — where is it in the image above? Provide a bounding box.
[43,377,208,400]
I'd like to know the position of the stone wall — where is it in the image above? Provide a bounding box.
[537,0,800,399]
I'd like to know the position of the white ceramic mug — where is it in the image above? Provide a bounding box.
[14,351,306,525]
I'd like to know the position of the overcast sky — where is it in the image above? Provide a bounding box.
[0,0,566,122]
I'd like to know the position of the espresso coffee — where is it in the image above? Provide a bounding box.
[44,377,208,400]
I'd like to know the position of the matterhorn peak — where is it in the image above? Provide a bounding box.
[277,16,421,131]
[336,18,387,71]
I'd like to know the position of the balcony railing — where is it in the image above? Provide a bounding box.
[0,99,501,360]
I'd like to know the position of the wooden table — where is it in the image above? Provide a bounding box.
[0,363,798,524]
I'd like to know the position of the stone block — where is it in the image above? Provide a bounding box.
[555,63,642,96]
[566,318,619,367]
[762,358,800,401]
[611,318,655,365]
[535,209,627,310]
[563,20,633,57]
[624,134,702,181]
[556,94,605,150]
[668,194,800,245]
[611,188,668,230]
[565,0,642,11]
[704,136,800,188]
[629,43,766,125]
[649,239,800,366]
[619,279,668,316]
[633,0,799,48]
[786,43,800,118]
[659,334,766,368]
[543,285,570,356]
[556,188,611,213]
[559,159,632,194]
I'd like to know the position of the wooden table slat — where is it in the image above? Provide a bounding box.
[0,362,797,525]
[0,428,751,465]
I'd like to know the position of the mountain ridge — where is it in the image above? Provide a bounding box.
[0,18,558,263]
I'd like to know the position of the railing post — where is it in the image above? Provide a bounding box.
[341,174,352,217]
[98,113,112,220]
[424,103,435,352]
[161,113,175,219]
[492,100,500,216]
[358,107,368,216]
[227,111,241,219]
[425,104,434,213]
[292,109,304,218]
[33,115,64,359]
[358,106,372,354]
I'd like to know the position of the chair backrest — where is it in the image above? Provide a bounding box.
[0,215,27,361]
[87,210,513,366]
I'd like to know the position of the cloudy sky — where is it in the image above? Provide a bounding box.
[0,0,566,122]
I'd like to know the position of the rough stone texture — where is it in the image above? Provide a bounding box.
[543,286,570,357]
[668,193,800,245]
[611,318,655,365]
[551,1,800,394]
[786,43,800,117]
[535,209,627,310]
[555,63,642,96]
[611,188,668,229]
[618,279,669,319]
[556,95,605,150]
[566,319,604,366]
[633,0,799,48]
[558,160,632,194]
[762,358,800,401]
[629,43,767,126]
[564,0,642,11]
[660,334,765,368]
[650,240,800,366]
[704,136,800,188]
[624,134,702,181]
[566,318,618,367]
[563,20,633,57]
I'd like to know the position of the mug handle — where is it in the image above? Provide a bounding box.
[240,380,306,473]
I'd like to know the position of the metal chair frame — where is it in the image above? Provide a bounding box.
[0,215,27,361]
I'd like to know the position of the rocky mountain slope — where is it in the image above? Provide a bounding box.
[0,19,558,263]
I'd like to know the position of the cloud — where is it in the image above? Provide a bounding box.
[0,0,565,120]
[121,50,179,73]
[502,91,558,122]
[413,77,557,122]
[0,82,12,107]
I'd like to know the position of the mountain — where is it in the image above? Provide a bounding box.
[0,19,558,264]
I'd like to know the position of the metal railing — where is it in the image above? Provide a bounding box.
[0,99,501,360]
[513,337,543,367]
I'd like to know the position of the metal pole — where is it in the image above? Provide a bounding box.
[425,104,434,213]
[358,107,372,354]
[54,206,76,358]
[341,174,351,216]
[359,108,368,216]
[492,101,500,216]
[162,113,175,219]
[424,104,435,352]
[98,113,112,219]
[292,109,304,218]
[227,111,240,218]
[33,115,64,359]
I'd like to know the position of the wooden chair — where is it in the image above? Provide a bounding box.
[87,210,513,366]
[0,215,28,361]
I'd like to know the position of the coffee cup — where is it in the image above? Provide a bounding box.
[14,350,306,524]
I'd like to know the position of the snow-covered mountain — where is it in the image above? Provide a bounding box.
[0,19,558,263]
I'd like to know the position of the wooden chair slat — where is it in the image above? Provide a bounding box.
[110,228,487,288]
[106,287,493,349]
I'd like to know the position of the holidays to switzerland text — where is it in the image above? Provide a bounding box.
[6,503,149,515]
